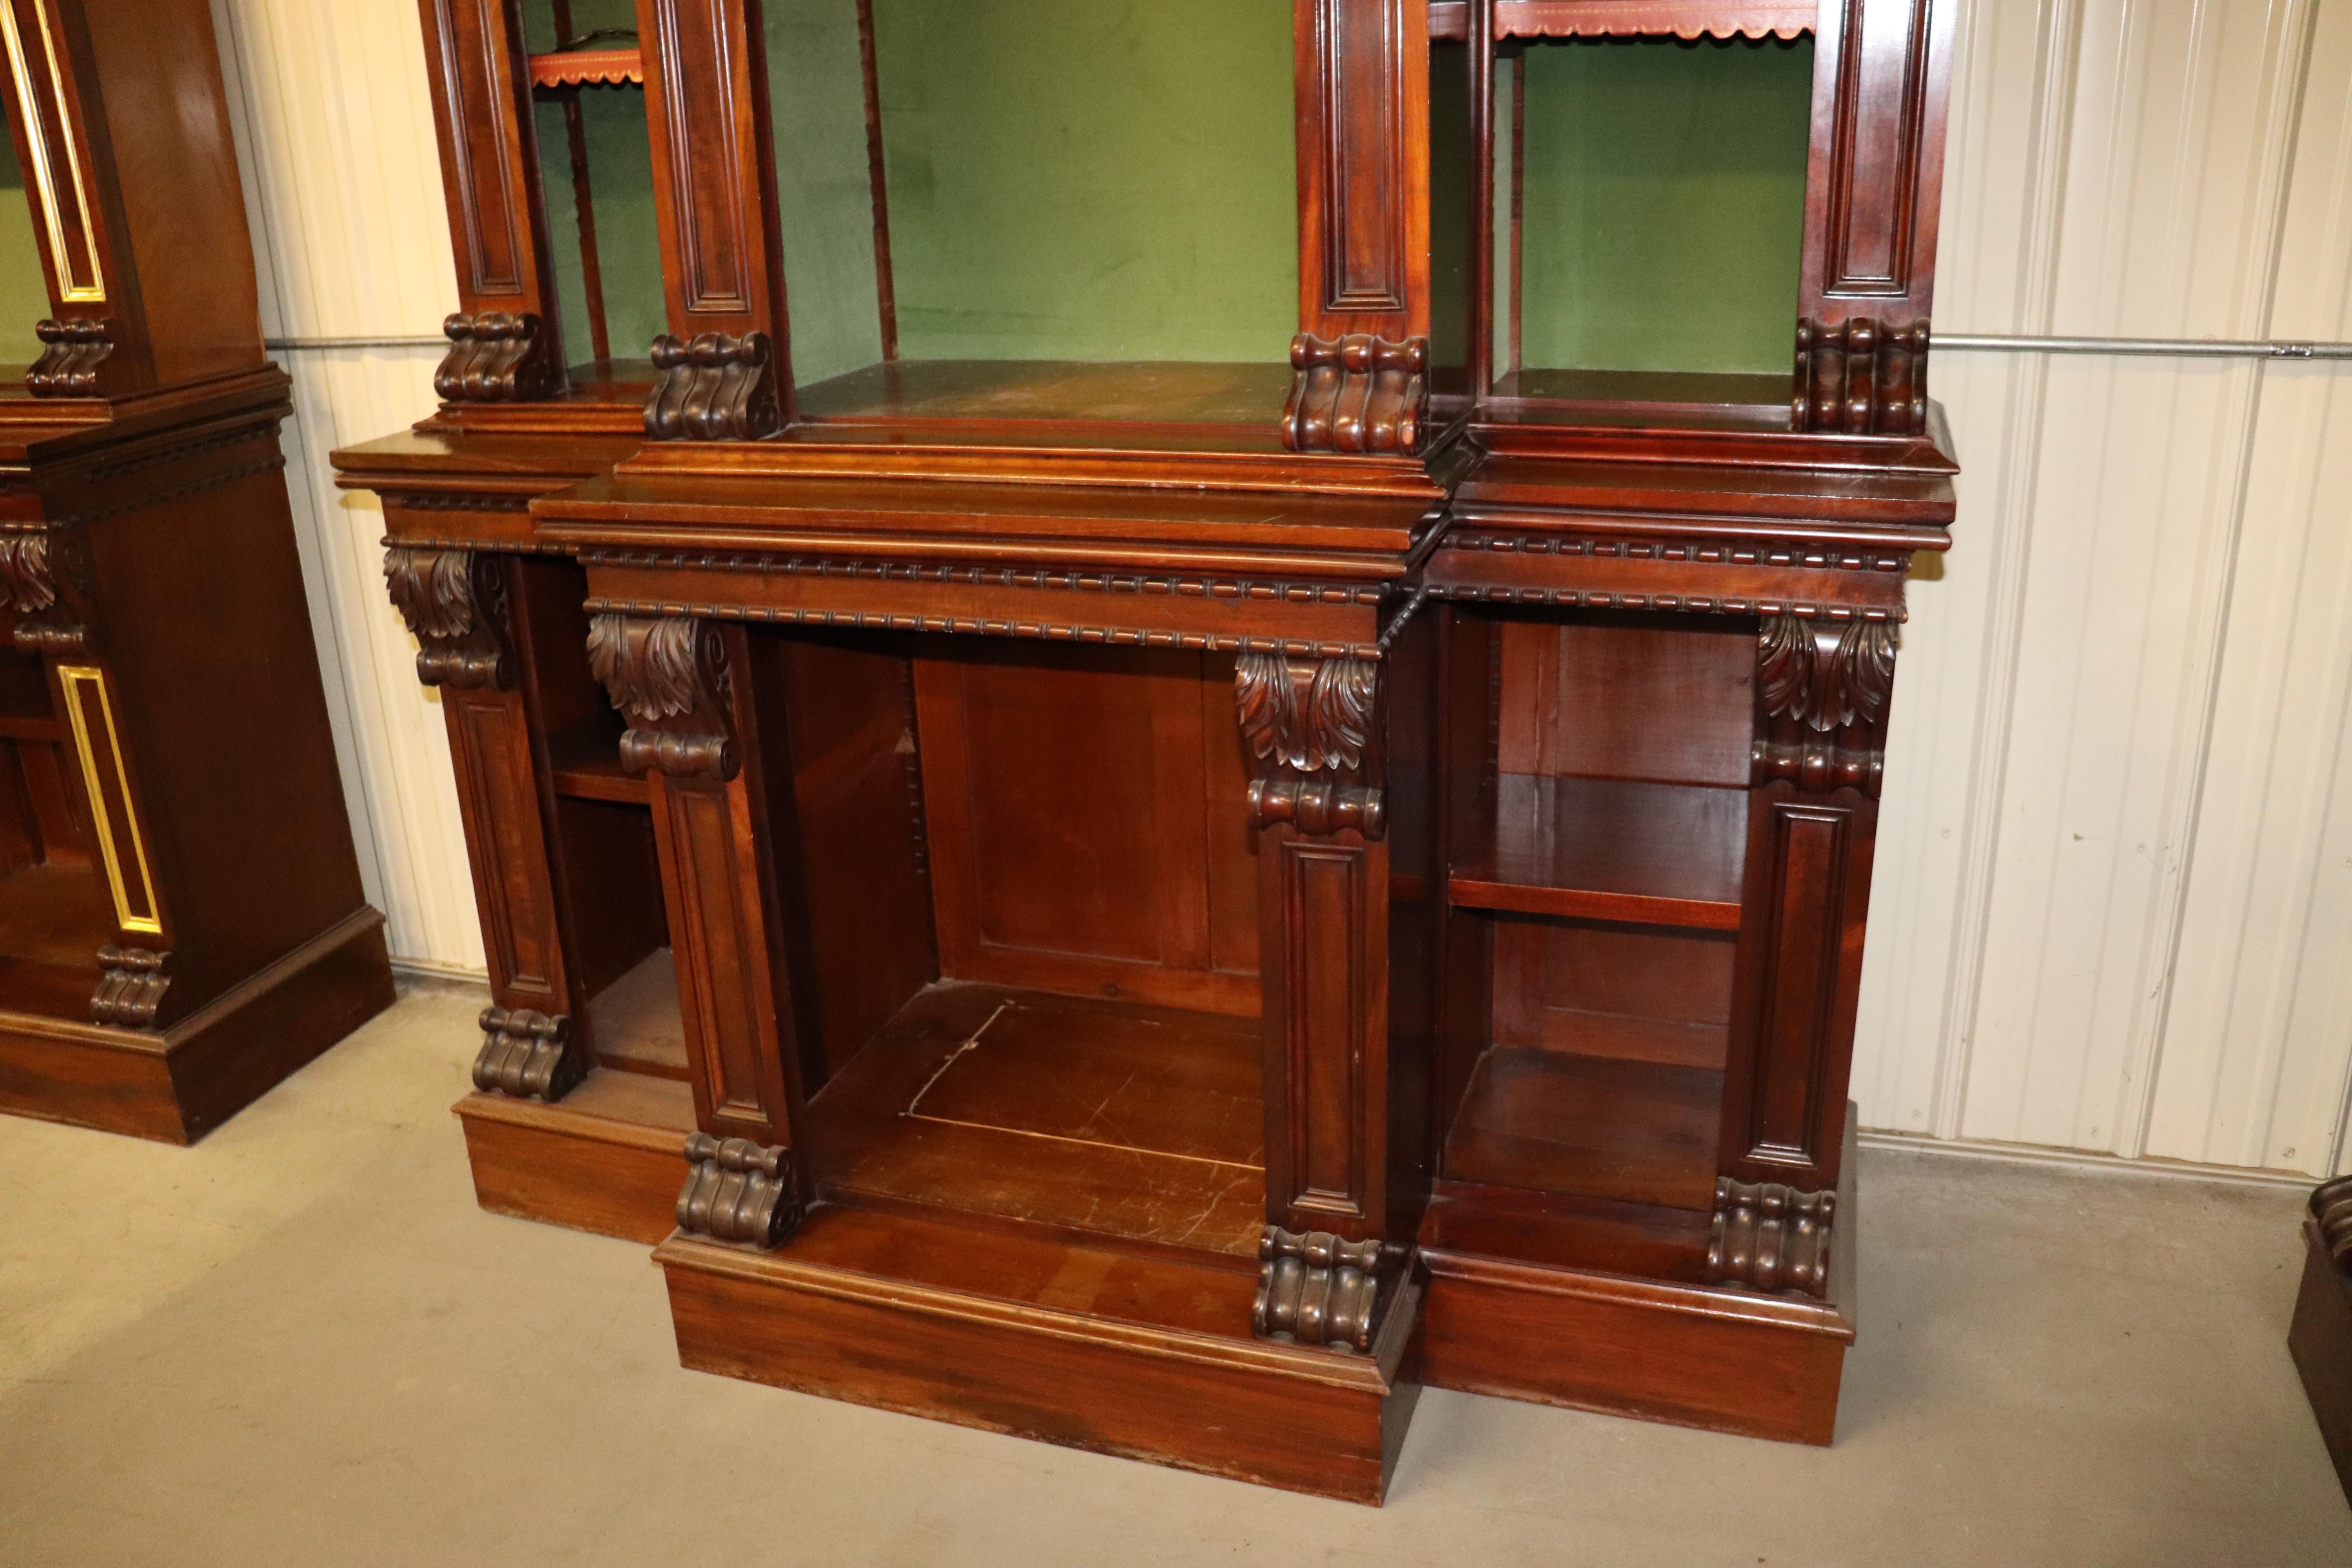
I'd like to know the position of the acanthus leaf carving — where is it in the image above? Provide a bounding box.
[586,613,739,780]
[643,331,781,442]
[1752,613,1895,795]
[382,546,514,690]
[1236,652,1385,836]
[434,312,563,403]
[26,319,113,397]
[0,527,89,653]
[1280,333,1428,455]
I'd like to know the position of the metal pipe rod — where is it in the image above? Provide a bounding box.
[1936,332,2352,359]
[263,335,446,351]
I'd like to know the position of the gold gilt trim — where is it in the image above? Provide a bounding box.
[0,0,103,303]
[58,665,158,934]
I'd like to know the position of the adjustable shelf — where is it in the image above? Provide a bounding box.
[1449,772,1745,929]
[527,46,643,92]
[1430,0,1814,40]
[547,724,646,805]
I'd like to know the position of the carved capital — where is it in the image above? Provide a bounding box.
[1280,333,1427,454]
[676,1133,799,1249]
[1253,1225,1395,1353]
[1236,652,1384,836]
[383,547,515,690]
[586,613,739,780]
[434,312,563,403]
[1752,614,1894,795]
[473,1006,587,1102]
[643,331,781,441]
[0,528,88,653]
[1793,317,1929,436]
[1708,1177,1835,1297]
[26,319,113,397]
[91,945,169,1027]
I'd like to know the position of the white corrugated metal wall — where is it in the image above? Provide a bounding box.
[209,0,2352,1178]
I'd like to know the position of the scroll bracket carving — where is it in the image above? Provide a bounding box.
[586,613,739,781]
[382,547,515,691]
[1708,1178,1835,1298]
[91,945,169,1027]
[435,312,563,403]
[1751,613,1895,795]
[1281,333,1428,454]
[473,1007,587,1102]
[1235,652,1385,837]
[676,1134,799,1249]
[1253,1225,1399,1353]
[643,332,781,442]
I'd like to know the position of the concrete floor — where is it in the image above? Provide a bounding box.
[1,981,2346,1566]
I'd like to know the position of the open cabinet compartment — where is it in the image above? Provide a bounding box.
[761,0,1302,433]
[520,0,665,386]
[743,630,1270,1259]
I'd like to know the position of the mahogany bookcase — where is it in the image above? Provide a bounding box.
[0,0,393,1143]
[338,0,1955,1501]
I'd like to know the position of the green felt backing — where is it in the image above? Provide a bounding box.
[0,156,51,366]
[866,0,1297,363]
[1513,34,1812,376]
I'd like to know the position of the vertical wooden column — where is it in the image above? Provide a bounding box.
[1714,612,1894,1298]
[1238,652,1401,1354]
[1283,0,1431,454]
[1792,0,1956,435]
[633,0,791,438]
[385,546,588,1100]
[414,0,566,399]
[586,613,794,1149]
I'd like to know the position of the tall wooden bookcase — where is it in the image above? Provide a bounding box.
[0,0,394,1143]
[339,0,1955,1501]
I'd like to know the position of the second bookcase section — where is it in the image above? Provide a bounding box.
[1437,608,1755,1246]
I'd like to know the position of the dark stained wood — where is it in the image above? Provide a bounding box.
[1450,773,1746,927]
[2291,1181,2352,1507]
[454,1067,697,1242]
[851,0,895,361]
[657,1205,1422,1504]
[1443,1045,1722,1210]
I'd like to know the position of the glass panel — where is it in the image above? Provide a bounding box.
[0,152,52,365]
[767,0,1298,375]
[1505,35,1811,379]
[522,0,665,373]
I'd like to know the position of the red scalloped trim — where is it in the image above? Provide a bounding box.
[1432,1,1813,40]
[527,47,643,89]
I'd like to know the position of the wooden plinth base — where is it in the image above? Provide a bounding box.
[2288,1212,2352,1505]
[655,1204,1423,1503]
[454,1067,696,1243]
[0,909,394,1144]
[1419,1115,1860,1446]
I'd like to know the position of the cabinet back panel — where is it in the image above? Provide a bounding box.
[913,644,1258,1016]
[1496,615,1753,787]
[1510,35,1811,376]
[1493,914,1733,1071]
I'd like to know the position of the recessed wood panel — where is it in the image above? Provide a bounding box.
[1496,615,1753,786]
[914,645,1257,1015]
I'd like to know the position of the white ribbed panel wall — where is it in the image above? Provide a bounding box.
[197,0,2352,1170]
[207,0,482,975]
[1855,0,2352,1176]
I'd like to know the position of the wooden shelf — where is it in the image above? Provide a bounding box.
[586,947,688,1080]
[548,725,646,805]
[1443,1046,1722,1211]
[1450,772,1745,928]
[527,47,642,91]
[1429,0,1813,41]
[806,981,1266,1258]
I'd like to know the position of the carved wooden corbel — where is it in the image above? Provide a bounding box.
[2312,1177,2352,1272]
[643,331,781,441]
[382,547,515,690]
[676,1132,799,1249]
[434,311,564,403]
[1751,613,1895,795]
[585,613,739,780]
[472,1005,587,1101]
[0,528,89,653]
[1235,652,1385,837]
[1280,333,1428,454]
[1253,1225,1395,1353]
[1708,1177,1835,1297]
[91,945,169,1027]
[1793,317,1930,436]
[26,319,114,397]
